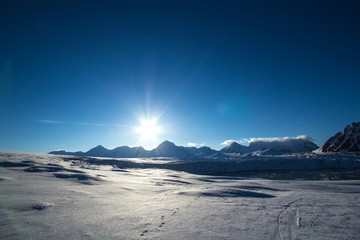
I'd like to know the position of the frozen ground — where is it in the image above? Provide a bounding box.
[1,152,359,239]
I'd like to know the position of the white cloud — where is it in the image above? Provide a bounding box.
[220,140,239,146]
[249,135,312,143]
[39,119,65,124]
[187,142,198,147]
[238,138,251,145]
[220,139,251,146]
[220,135,312,146]
[74,122,105,127]
[38,119,105,127]
[187,142,206,147]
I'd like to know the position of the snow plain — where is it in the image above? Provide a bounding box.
[1,151,359,239]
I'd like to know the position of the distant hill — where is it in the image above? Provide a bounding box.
[49,141,225,159]
[49,136,319,158]
[220,141,249,154]
[86,145,109,157]
[48,150,85,156]
[320,122,360,153]
[220,136,318,156]
[149,140,190,158]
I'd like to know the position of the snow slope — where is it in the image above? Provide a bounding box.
[1,151,360,239]
[220,141,249,154]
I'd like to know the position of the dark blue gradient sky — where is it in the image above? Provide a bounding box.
[1,0,359,152]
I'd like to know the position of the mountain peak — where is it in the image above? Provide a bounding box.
[85,145,109,157]
[220,141,248,154]
[153,141,189,157]
[94,145,107,149]
[156,140,176,148]
[321,122,360,152]
[229,141,243,147]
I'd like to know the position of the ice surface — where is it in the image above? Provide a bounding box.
[1,152,360,239]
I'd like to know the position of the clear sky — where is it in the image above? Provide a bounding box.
[1,0,359,153]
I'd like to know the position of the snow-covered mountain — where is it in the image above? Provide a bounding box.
[220,141,249,154]
[220,136,319,156]
[190,146,221,158]
[48,150,85,156]
[85,145,110,157]
[49,141,222,159]
[320,122,360,153]
[149,141,226,158]
[247,137,319,155]
[110,146,148,158]
[150,141,190,158]
[49,137,318,158]
[131,146,149,157]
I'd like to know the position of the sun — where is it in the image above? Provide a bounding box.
[136,117,161,141]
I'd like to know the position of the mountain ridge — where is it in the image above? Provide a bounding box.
[49,122,360,158]
[49,141,225,159]
[49,139,318,159]
[320,122,360,152]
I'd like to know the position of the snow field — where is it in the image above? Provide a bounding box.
[0,152,359,239]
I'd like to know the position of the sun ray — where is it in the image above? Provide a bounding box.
[135,117,161,143]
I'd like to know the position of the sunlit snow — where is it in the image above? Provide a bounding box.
[1,152,359,239]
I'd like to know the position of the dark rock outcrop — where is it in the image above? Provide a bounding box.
[321,122,360,152]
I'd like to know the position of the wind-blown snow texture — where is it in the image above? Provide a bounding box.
[1,151,360,240]
[321,122,360,152]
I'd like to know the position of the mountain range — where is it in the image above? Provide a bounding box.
[49,122,360,158]
[50,140,225,159]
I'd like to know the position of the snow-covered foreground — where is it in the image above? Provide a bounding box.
[1,152,359,239]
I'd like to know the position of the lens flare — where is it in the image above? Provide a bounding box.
[136,117,161,142]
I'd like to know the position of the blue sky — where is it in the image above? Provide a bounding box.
[1,0,359,152]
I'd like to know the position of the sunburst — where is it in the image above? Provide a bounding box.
[135,117,161,142]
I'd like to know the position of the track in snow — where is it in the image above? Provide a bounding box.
[270,199,301,240]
